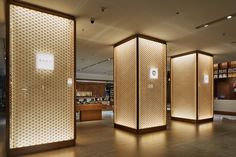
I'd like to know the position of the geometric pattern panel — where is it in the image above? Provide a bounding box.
[171,54,197,120]
[9,5,74,148]
[198,54,213,120]
[138,38,166,129]
[114,38,137,129]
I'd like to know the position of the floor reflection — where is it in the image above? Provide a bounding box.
[0,112,235,157]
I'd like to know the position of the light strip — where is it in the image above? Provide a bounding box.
[196,13,236,29]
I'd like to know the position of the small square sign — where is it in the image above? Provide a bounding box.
[204,74,209,84]
[36,53,54,70]
[150,68,158,79]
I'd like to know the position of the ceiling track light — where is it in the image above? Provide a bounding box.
[196,13,236,29]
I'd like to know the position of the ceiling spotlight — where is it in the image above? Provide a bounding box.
[90,17,95,24]
[227,15,232,19]
[204,24,209,27]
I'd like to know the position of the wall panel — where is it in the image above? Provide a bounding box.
[114,39,137,129]
[171,54,197,120]
[9,4,74,149]
[139,38,166,129]
[198,54,213,120]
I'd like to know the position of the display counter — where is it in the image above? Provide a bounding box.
[214,99,236,115]
[76,104,103,121]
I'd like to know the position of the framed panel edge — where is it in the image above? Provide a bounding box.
[6,1,76,156]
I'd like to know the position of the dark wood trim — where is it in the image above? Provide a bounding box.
[114,123,138,134]
[171,50,213,59]
[196,53,199,120]
[137,34,167,44]
[5,0,10,156]
[113,35,137,47]
[165,44,168,124]
[73,18,77,142]
[214,111,236,116]
[170,54,173,118]
[9,140,75,157]
[114,34,167,47]
[9,0,75,20]
[196,50,214,57]
[171,117,197,123]
[171,117,213,123]
[170,51,197,58]
[113,46,115,124]
[197,118,213,123]
[138,125,167,134]
[136,36,139,130]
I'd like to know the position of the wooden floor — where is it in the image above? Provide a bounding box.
[1,112,236,157]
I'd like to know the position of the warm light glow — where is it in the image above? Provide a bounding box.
[204,74,209,84]
[227,15,232,19]
[204,24,209,27]
[149,68,158,79]
[67,78,73,86]
[36,53,54,70]
[171,54,197,120]
[10,4,74,149]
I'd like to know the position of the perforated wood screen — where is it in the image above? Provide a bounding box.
[171,54,197,120]
[139,37,166,129]
[9,5,74,148]
[114,38,137,129]
[198,54,213,120]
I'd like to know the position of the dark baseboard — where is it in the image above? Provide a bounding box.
[114,123,167,134]
[138,125,167,134]
[197,118,213,123]
[9,139,75,157]
[171,117,213,123]
[214,111,236,116]
[114,123,138,133]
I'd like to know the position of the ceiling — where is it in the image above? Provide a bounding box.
[1,0,236,77]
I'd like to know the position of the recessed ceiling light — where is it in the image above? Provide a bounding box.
[204,24,209,27]
[227,15,232,19]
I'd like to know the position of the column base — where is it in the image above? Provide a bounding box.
[114,123,167,134]
[171,117,213,123]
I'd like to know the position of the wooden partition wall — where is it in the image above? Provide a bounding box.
[6,1,75,156]
[171,51,213,123]
[114,34,167,134]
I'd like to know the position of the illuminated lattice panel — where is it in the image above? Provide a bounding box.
[198,54,213,120]
[9,5,74,148]
[171,54,197,120]
[138,38,166,129]
[114,39,137,129]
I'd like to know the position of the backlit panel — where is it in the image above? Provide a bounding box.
[171,54,197,120]
[9,5,74,148]
[114,39,137,129]
[198,54,213,120]
[139,38,166,129]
